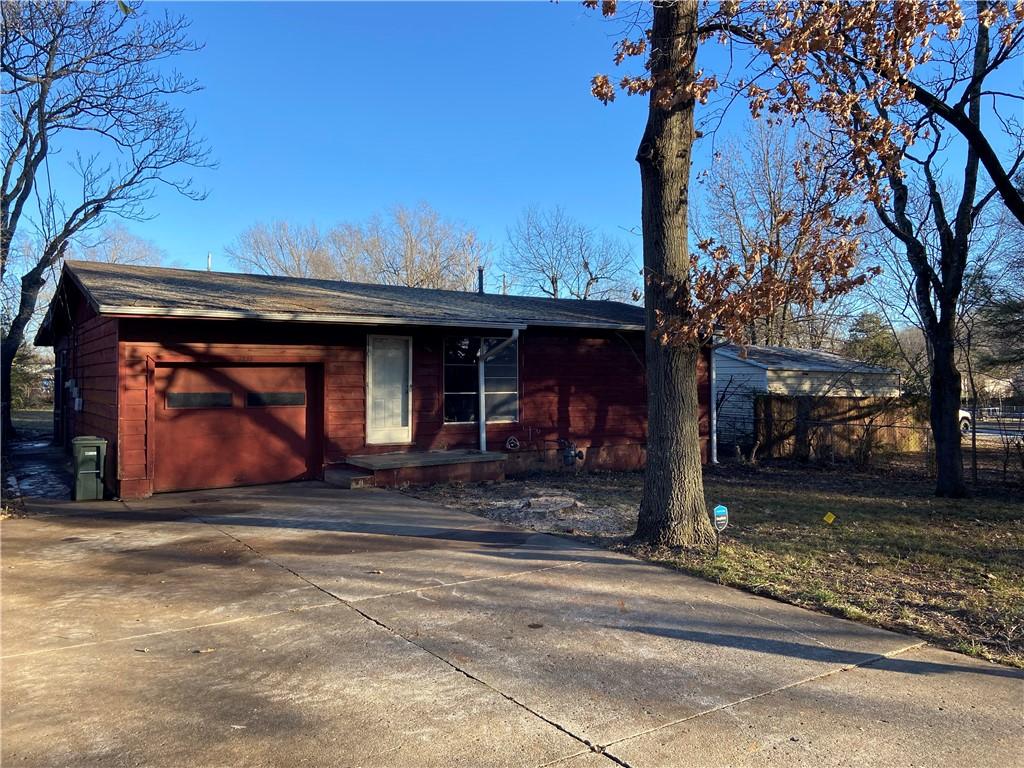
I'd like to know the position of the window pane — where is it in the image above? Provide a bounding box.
[484,340,517,366]
[486,393,518,422]
[485,376,517,394]
[484,363,517,380]
[444,393,478,423]
[443,336,517,424]
[445,366,478,393]
[444,337,479,364]
[167,392,232,409]
[247,391,305,407]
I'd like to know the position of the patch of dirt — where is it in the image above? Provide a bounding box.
[415,475,638,541]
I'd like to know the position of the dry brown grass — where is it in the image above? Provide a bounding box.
[410,461,1024,668]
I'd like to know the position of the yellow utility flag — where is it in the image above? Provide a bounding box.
[823,512,837,525]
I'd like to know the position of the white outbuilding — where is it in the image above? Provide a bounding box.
[713,344,902,451]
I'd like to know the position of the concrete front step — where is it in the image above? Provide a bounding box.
[326,450,507,488]
[323,467,375,490]
[346,449,507,471]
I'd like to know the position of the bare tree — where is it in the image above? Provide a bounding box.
[349,204,487,291]
[225,221,338,279]
[1,0,210,437]
[1,223,169,349]
[868,104,1020,496]
[73,223,169,266]
[226,204,488,291]
[501,206,637,301]
[693,121,867,348]
[862,195,1015,401]
[979,190,1024,373]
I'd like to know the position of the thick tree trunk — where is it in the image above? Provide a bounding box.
[633,0,715,551]
[929,321,966,497]
[636,341,714,548]
[1,262,49,445]
[1,338,15,444]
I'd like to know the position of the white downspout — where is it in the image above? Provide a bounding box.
[477,329,519,453]
[478,351,486,452]
[710,341,719,464]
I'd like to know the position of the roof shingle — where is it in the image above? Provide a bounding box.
[55,261,645,331]
[718,343,897,374]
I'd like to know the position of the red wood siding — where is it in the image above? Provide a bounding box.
[330,328,652,462]
[62,305,119,492]
[109,318,708,498]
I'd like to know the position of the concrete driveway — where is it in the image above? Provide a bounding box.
[2,482,1021,767]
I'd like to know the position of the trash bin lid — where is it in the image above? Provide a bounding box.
[72,435,106,444]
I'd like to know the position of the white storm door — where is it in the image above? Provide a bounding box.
[367,335,412,444]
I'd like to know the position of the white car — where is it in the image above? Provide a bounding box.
[959,409,973,434]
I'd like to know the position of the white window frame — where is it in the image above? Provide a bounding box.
[442,336,519,425]
[366,335,413,445]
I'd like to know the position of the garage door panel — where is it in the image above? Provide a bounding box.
[161,410,307,435]
[158,439,310,490]
[154,365,317,493]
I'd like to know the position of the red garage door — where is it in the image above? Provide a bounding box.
[154,365,318,492]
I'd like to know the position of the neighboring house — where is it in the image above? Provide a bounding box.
[713,344,901,450]
[36,261,712,499]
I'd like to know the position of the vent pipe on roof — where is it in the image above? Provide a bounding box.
[477,266,484,294]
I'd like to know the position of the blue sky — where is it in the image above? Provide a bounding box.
[108,1,662,275]
[45,2,1022,283]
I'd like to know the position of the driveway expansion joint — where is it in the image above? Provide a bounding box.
[196,512,932,768]
[596,639,930,753]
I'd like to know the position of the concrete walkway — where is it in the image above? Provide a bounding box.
[2,482,1021,767]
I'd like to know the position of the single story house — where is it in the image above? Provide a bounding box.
[713,343,901,450]
[36,261,712,499]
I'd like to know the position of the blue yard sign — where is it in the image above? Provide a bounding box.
[713,504,729,532]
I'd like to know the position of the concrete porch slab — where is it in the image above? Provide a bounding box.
[347,449,507,470]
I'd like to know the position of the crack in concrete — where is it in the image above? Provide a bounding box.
[16,501,929,768]
[201,516,630,768]
[200,513,933,768]
[596,640,929,760]
[695,592,835,649]
[0,600,342,659]
[347,561,586,603]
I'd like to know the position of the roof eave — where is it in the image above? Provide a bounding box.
[34,313,54,346]
[715,348,771,369]
[35,264,104,347]
[100,305,645,332]
[102,305,531,330]
[769,365,900,375]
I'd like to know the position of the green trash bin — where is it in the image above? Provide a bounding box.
[71,436,107,501]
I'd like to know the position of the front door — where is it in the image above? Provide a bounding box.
[366,336,412,444]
